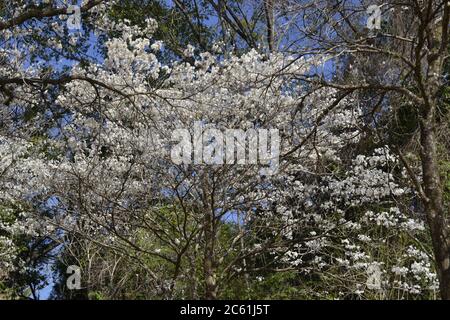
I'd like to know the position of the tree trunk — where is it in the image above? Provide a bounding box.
[419,103,450,299]
[203,205,217,299]
[264,0,275,52]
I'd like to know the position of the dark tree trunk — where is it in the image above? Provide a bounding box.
[264,0,275,52]
[419,102,450,299]
[203,210,217,299]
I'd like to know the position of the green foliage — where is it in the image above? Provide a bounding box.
[246,272,304,299]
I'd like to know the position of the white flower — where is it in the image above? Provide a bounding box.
[151,41,163,51]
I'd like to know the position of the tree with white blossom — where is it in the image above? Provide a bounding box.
[0,0,448,300]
